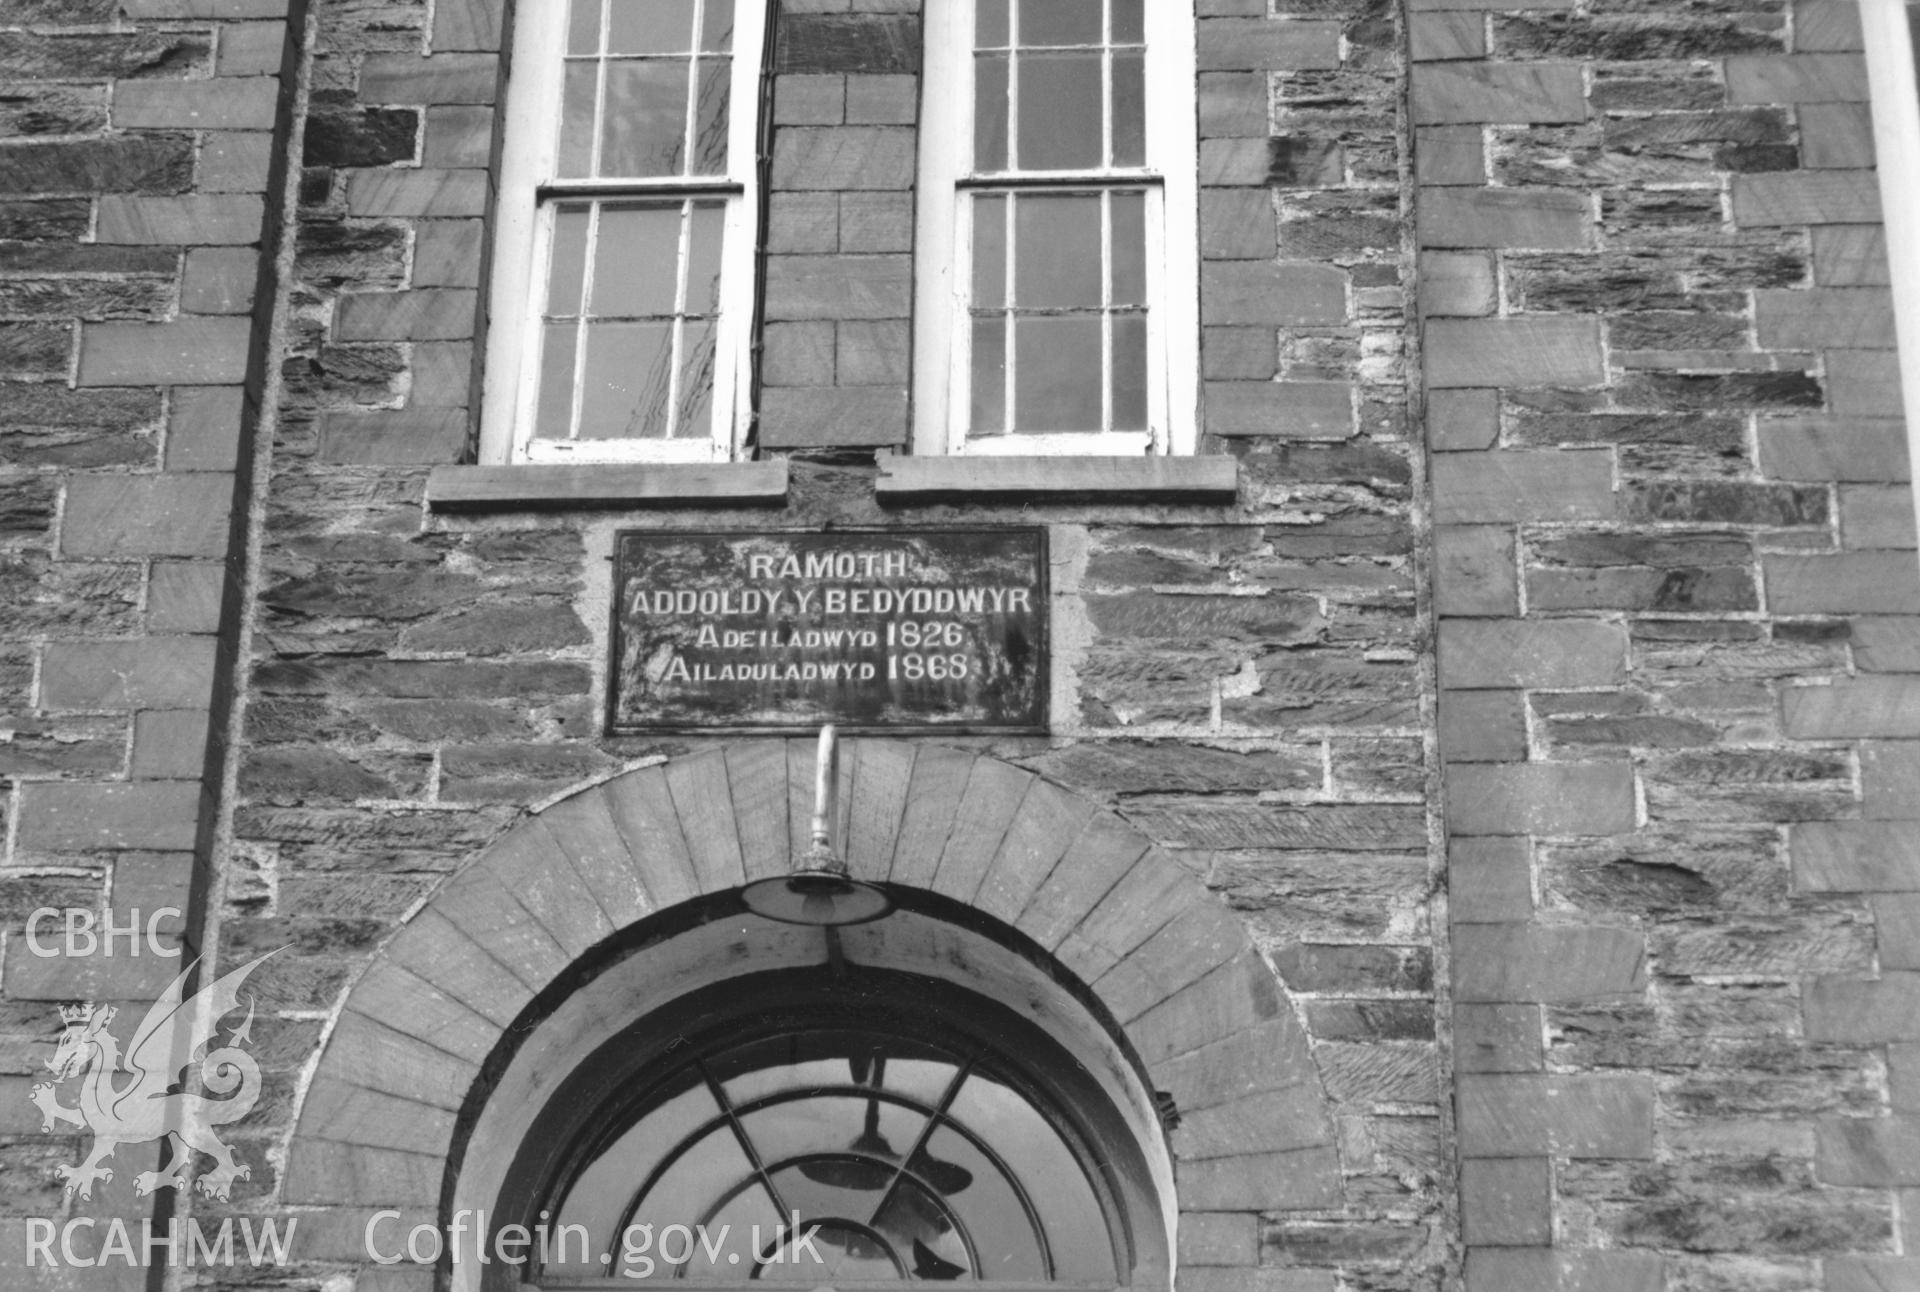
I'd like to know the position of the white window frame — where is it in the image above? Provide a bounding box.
[912,0,1198,457]
[1862,0,1920,554]
[480,0,767,464]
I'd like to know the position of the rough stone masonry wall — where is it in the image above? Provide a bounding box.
[225,1,1461,1289]
[0,0,296,1279]
[1415,0,1920,1286]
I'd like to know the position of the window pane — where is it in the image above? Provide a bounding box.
[1112,0,1143,43]
[686,200,727,314]
[554,1082,719,1274]
[1019,0,1102,46]
[546,205,593,316]
[1015,193,1100,309]
[977,0,1009,46]
[975,53,1009,170]
[558,62,598,177]
[590,204,682,317]
[1113,314,1147,430]
[1017,52,1101,170]
[911,1123,1046,1280]
[533,322,579,440]
[703,0,736,51]
[972,194,1006,309]
[1111,191,1145,305]
[1014,316,1101,431]
[608,0,697,53]
[600,59,690,176]
[1112,50,1145,166]
[678,318,717,439]
[579,321,673,437]
[692,55,732,174]
[948,1075,1116,1281]
[568,0,600,54]
[869,1178,969,1278]
[971,317,1007,435]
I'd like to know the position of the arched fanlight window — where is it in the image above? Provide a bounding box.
[492,967,1154,1289]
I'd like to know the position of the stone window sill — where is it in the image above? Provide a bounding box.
[875,455,1239,504]
[425,462,788,511]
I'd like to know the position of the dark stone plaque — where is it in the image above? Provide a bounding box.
[609,528,1048,732]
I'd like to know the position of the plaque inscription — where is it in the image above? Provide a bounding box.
[609,528,1048,732]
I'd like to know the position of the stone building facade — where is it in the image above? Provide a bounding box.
[1,0,1917,1289]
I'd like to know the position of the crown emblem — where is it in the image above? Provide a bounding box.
[58,1002,94,1026]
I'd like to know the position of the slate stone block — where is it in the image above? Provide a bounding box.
[1420,251,1496,316]
[1203,382,1354,439]
[1800,103,1875,167]
[775,75,846,126]
[759,386,906,447]
[335,289,479,341]
[1416,126,1487,185]
[61,474,234,552]
[1764,552,1920,613]
[764,255,910,320]
[1461,1158,1551,1246]
[1455,1003,1544,1073]
[1441,690,1528,763]
[1412,63,1586,124]
[181,246,258,315]
[1725,53,1868,103]
[1197,19,1342,71]
[1453,924,1647,1000]
[96,195,264,245]
[1755,288,1894,349]
[772,128,915,189]
[1410,12,1486,61]
[1434,525,1518,615]
[1733,171,1880,225]
[1758,417,1910,482]
[1457,1074,1656,1158]
[434,0,504,51]
[1419,187,1591,249]
[1797,0,1864,50]
[112,78,277,130]
[1428,388,1498,450]
[422,105,494,168]
[78,317,254,386]
[1445,762,1638,837]
[1464,1249,1663,1292]
[148,561,226,633]
[839,193,911,252]
[1792,821,1920,890]
[40,637,219,709]
[1201,189,1276,260]
[347,170,488,218]
[167,385,246,472]
[359,54,499,105]
[1450,837,1533,923]
[17,780,201,853]
[319,409,469,464]
[218,20,289,75]
[0,137,194,197]
[1440,619,1628,689]
[1427,317,1605,388]
[1862,743,1920,819]
[414,220,485,287]
[845,75,915,125]
[1432,450,1615,524]
[1829,348,1904,416]
[200,131,275,192]
[1200,72,1266,137]
[777,15,920,75]
[1804,973,1920,1041]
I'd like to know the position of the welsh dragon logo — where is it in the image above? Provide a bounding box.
[30,950,279,1201]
